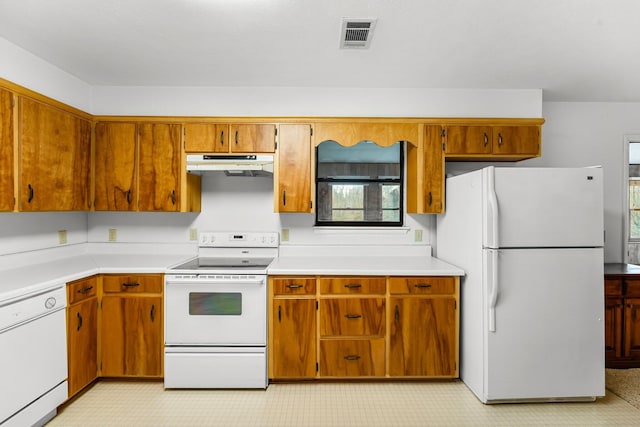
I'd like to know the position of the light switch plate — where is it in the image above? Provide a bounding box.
[108,228,117,242]
[189,228,198,241]
[58,230,67,244]
[281,229,290,242]
[414,229,423,242]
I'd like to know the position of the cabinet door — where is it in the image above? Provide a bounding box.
[605,297,623,361]
[67,297,98,397]
[0,88,13,212]
[19,98,91,211]
[101,296,163,377]
[230,124,276,153]
[138,123,181,211]
[423,125,445,214]
[271,298,316,378]
[184,123,230,153]
[276,124,311,212]
[624,298,640,360]
[492,126,540,156]
[445,125,492,155]
[389,297,457,377]
[94,122,137,211]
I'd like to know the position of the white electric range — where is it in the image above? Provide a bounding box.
[164,231,278,389]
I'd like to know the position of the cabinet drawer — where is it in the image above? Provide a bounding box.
[271,277,316,296]
[319,277,385,295]
[319,298,385,337]
[319,339,385,377]
[389,277,455,295]
[625,279,640,297]
[102,274,163,294]
[67,276,97,304]
[605,278,622,296]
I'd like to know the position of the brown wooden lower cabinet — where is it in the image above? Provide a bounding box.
[271,298,317,379]
[605,273,640,367]
[268,275,460,380]
[66,276,98,398]
[100,274,163,377]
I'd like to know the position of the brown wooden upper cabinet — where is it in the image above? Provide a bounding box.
[94,122,137,211]
[444,124,541,161]
[19,97,91,211]
[406,125,445,214]
[0,88,14,212]
[275,124,312,213]
[184,123,276,153]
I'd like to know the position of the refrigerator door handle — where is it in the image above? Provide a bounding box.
[487,249,499,332]
[486,166,499,248]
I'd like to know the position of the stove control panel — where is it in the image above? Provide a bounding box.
[199,231,279,248]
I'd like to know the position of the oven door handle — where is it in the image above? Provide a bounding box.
[166,278,266,286]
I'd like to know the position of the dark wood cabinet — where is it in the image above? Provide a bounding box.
[604,266,640,368]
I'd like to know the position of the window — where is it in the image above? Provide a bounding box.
[629,142,640,240]
[315,140,403,226]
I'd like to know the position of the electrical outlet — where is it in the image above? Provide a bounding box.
[58,230,67,244]
[108,228,117,242]
[414,229,423,242]
[281,229,290,242]
[189,228,198,241]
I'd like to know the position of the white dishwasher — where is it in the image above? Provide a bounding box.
[0,285,68,427]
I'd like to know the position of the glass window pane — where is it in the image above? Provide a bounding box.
[631,180,640,209]
[631,211,640,240]
[332,184,363,208]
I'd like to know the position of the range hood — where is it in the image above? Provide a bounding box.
[186,154,274,177]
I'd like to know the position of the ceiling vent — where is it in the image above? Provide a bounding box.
[340,18,377,49]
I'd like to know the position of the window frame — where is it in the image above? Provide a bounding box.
[314,141,404,227]
[624,135,640,262]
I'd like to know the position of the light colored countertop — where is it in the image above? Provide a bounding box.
[0,250,194,303]
[0,244,464,303]
[267,255,464,276]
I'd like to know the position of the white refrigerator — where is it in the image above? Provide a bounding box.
[436,166,605,403]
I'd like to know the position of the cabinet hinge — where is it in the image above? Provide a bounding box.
[442,143,446,152]
[275,127,278,136]
[441,129,446,137]
[309,200,313,209]
[274,141,278,150]
[310,127,313,136]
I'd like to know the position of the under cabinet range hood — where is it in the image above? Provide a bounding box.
[186,154,274,177]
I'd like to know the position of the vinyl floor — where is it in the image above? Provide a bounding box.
[46,380,640,426]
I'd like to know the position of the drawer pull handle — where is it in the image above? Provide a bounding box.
[414,284,432,289]
[122,282,140,288]
[344,284,362,289]
[344,355,361,361]
[344,314,362,319]
[220,130,225,146]
[77,285,94,294]
[286,284,303,289]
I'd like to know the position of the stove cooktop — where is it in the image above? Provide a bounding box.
[171,257,274,271]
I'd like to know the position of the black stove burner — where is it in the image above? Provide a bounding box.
[171,257,272,271]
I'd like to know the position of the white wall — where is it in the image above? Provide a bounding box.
[0,37,92,111]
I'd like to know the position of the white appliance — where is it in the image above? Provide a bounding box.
[436,166,605,403]
[0,285,68,426]
[164,231,278,389]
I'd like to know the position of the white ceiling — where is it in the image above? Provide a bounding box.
[0,0,638,102]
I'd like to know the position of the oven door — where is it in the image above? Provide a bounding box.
[164,275,266,345]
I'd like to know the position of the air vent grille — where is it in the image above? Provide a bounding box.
[340,18,377,49]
